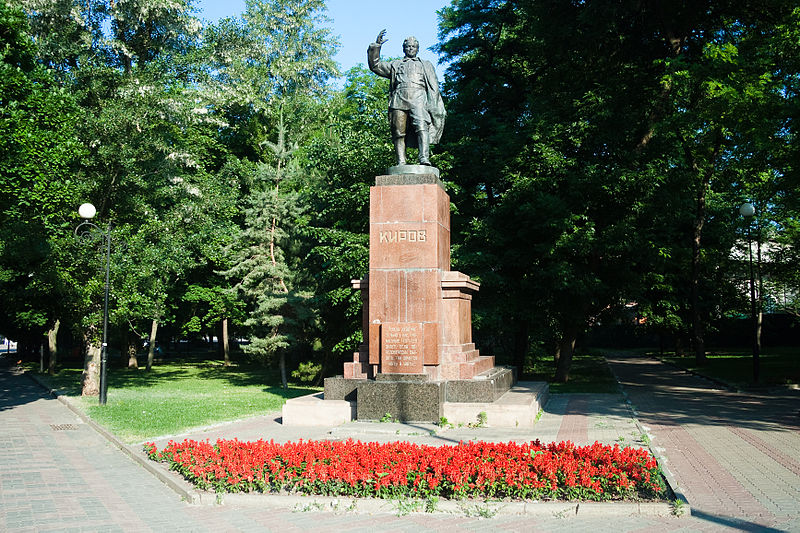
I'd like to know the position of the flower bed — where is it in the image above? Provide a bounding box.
[144,438,666,501]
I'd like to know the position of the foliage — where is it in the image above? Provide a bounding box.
[5,0,797,391]
[0,2,86,346]
[437,0,800,378]
[145,438,666,501]
[291,360,322,383]
[298,66,392,370]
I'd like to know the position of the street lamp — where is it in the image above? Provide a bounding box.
[739,202,759,383]
[75,203,111,405]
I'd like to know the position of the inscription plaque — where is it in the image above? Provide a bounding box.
[381,322,424,374]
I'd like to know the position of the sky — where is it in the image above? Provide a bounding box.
[194,0,451,81]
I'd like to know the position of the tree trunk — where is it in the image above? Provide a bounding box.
[511,321,529,378]
[222,318,230,367]
[674,335,684,357]
[81,330,101,396]
[146,319,158,371]
[279,352,287,389]
[124,328,138,369]
[690,166,710,365]
[554,323,579,383]
[553,340,562,367]
[47,319,59,375]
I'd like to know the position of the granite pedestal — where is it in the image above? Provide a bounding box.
[309,168,517,424]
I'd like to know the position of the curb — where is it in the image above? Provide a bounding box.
[206,492,677,517]
[605,355,691,518]
[651,354,800,394]
[23,368,683,518]
[651,355,742,393]
[25,371,202,505]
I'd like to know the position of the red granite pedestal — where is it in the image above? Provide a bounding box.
[325,171,515,422]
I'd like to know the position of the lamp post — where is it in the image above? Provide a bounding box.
[739,202,759,383]
[75,203,111,405]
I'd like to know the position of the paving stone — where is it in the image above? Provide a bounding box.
[3,353,799,531]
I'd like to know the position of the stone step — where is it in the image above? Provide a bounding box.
[443,349,480,363]
[441,343,475,354]
[439,364,461,381]
[458,356,495,379]
[351,350,369,363]
[442,381,550,428]
[343,361,372,380]
[282,392,355,426]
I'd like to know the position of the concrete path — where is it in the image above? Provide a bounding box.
[2,352,799,531]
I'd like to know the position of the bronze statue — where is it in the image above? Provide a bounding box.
[368,29,445,166]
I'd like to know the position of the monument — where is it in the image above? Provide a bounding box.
[282,31,546,426]
[318,31,517,423]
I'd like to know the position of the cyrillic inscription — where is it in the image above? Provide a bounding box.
[381,322,423,373]
[379,230,427,243]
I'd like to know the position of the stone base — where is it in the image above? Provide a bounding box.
[324,376,365,401]
[324,367,516,423]
[442,381,549,428]
[286,381,548,428]
[385,165,441,179]
[281,392,355,426]
[444,366,516,402]
[356,378,444,422]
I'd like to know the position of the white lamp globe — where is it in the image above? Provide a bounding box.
[739,202,755,217]
[78,203,97,219]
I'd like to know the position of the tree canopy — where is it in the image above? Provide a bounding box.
[2,0,797,388]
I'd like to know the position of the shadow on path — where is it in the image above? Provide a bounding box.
[607,353,800,433]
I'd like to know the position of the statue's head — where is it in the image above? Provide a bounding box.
[403,36,419,58]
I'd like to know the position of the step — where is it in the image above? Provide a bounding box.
[459,356,495,379]
[442,381,550,428]
[343,361,372,380]
[441,343,475,354]
[351,350,369,363]
[443,349,480,363]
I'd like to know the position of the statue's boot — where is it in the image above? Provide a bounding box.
[394,137,407,165]
[418,130,432,165]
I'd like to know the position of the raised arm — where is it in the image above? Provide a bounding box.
[367,29,391,78]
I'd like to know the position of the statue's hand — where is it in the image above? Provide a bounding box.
[376,29,388,45]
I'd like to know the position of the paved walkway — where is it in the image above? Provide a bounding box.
[1,352,799,531]
[606,353,800,532]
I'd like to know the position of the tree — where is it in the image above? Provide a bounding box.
[0,2,85,363]
[223,156,312,388]
[299,66,393,376]
[207,0,339,384]
[437,0,800,380]
[19,0,237,391]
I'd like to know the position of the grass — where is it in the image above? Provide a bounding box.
[29,359,319,443]
[528,351,619,393]
[659,347,799,388]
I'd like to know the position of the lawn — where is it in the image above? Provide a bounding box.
[30,359,319,443]
[528,351,619,394]
[660,347,799,389]
[28,348,626,442]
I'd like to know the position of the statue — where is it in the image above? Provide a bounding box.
[368,29,446,166]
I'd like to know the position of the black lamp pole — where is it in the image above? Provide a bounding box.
[76,203,111,405]
[740,203,759,384]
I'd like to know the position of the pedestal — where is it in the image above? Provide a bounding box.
[335,170,513,422]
